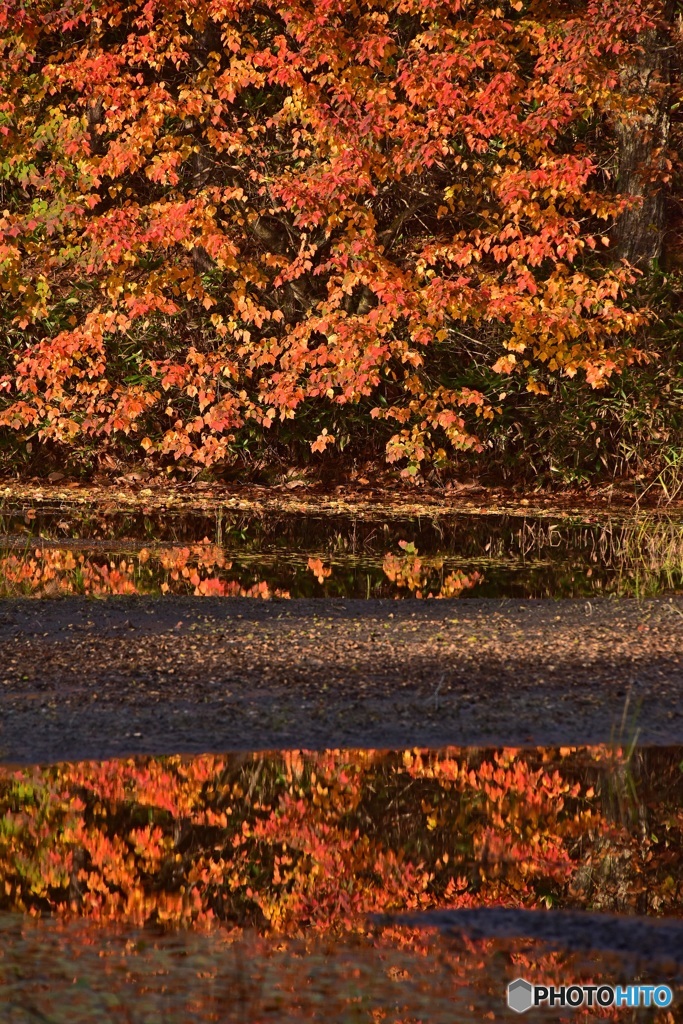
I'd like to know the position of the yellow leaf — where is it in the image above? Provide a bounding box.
[492,354,516,374]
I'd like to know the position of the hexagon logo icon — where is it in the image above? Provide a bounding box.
[508,978,534,1013]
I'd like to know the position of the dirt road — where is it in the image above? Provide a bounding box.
[2,596,683,764]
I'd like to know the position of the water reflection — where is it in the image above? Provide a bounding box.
[1,746,681,1020]
[2,747,681,929]
[0,541,481,600]
[2,507,683,598]
[3,913,672,1022]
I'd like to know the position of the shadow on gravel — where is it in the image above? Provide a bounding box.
[2,596,683,760]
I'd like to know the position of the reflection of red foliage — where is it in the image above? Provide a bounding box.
[0,545,290,598]
[0,549,140,596]
[307,557,332,584]
[383,542,481,597]
[2,747,678,940]
[0,543,482,598]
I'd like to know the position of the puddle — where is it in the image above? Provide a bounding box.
[1,746,681,1020]
[1,915,671,1022]
[2,508,683,598]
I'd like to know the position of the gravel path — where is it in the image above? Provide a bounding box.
[1,596,683,764]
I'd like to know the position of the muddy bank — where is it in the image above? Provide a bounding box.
[1,596,683,764]
[3,479,681,524]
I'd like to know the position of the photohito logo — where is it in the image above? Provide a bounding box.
[507,979,673,1013]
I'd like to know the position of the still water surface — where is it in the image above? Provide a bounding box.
[2,508,683,598]
[1,746,681,1021]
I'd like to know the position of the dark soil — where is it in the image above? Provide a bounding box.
[2,596,683,764]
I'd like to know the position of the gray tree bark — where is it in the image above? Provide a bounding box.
[612,2,677,267]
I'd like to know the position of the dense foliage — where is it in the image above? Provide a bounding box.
[0,0,681,482]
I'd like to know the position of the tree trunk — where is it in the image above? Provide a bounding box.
[613,2,676,267]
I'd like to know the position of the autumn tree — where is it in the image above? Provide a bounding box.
[0,0,678,477]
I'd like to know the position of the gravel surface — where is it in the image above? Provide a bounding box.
[1,596,683,764]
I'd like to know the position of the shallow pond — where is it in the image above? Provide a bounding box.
[2,507,683,599]
[1,746,681,1021]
